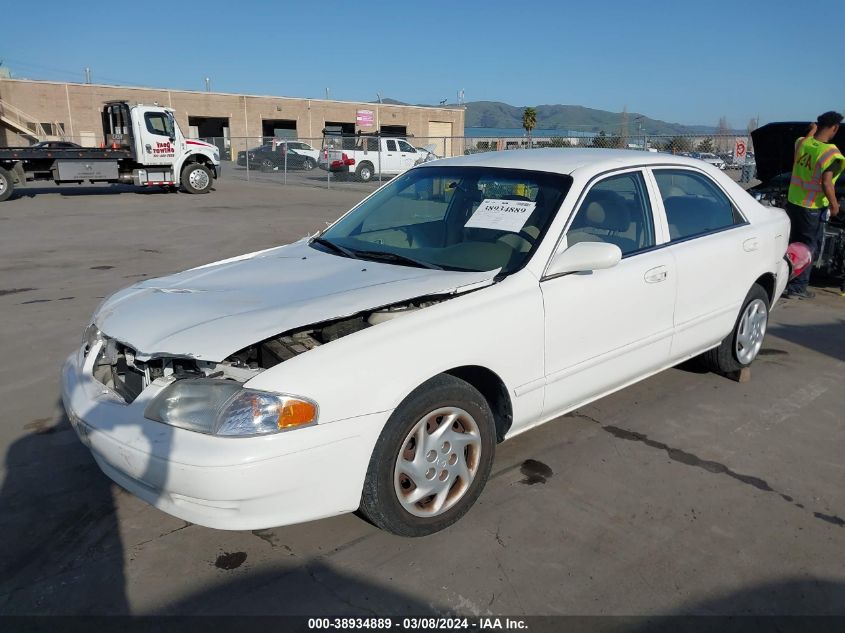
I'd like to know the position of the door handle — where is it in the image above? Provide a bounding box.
[644,266,669,283]
[743,238,759,252]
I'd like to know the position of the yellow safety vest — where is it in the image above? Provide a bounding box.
[788,137,845,208]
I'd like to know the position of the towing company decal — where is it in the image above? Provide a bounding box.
[152,141,175,158]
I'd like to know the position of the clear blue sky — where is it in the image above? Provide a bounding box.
[1,0,842,128]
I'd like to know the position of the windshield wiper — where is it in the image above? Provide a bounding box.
[310,237,360,260]
[350,249,443,270]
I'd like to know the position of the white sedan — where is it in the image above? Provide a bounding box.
[62,149,790,536]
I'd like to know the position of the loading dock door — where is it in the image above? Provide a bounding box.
[262,119,297,139]
[428,122,453,157]
[380,125,407,137]
[188,116,230,158]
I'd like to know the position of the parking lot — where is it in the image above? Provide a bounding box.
[1,177,843,617]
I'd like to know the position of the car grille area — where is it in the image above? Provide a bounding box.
[89,337,151,403]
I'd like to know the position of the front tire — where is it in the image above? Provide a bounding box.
[181,163,213,194]
[303,158,316,171]
[703,283,769,374]
[0,166,14,202]
[360,374,496,537]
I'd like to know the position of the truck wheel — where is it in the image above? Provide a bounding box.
[182,163,213,194]
[356,162,374,182]
[0,167,14,202]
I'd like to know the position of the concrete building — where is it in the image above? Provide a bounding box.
[0,78,465,158]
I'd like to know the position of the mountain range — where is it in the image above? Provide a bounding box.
[379,99,738,135]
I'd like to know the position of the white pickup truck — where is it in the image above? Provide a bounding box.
[319,136,430,182]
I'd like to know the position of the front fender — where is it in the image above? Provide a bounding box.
[244,271,546,428]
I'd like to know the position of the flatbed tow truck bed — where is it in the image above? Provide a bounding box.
[0,147,133,160]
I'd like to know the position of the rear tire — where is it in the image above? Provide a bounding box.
[0,167,14,202]
[702,283,769,374]
[359,374,496,537]
[356,162,374,182]
[181,163,213,194]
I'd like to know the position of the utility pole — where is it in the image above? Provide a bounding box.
[205,77,211,92]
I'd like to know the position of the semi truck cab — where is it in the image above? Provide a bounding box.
[102,101,220,188]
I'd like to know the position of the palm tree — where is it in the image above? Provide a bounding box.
[522,107,537,148]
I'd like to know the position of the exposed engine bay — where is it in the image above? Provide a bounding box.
[750,179,845,288]
[88,295,445,403]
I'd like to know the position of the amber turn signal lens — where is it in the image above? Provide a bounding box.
[277,399,317,429]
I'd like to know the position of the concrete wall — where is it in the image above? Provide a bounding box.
[0,78,465,147]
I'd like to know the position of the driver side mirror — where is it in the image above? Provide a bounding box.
[546,241,622,277]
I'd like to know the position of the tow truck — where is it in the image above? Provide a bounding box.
[0,101,220,202]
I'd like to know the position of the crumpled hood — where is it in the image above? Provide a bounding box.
[94,241,498,361]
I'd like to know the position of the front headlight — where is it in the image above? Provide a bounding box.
[82,323,103,356]
[144,378,317,437]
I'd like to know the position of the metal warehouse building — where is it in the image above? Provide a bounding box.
[0,78,465,157]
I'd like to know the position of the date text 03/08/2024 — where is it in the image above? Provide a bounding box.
[306,617,528,630]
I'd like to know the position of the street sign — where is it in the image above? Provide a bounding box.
[735,138,747,164]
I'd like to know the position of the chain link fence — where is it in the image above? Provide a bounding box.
[3,129,760,190]
[214,132,758,189]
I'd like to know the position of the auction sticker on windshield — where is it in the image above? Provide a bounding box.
[464,199,536,232]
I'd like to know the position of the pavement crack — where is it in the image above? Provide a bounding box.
[0,287,36,296]
[814,512,845,527]
[567,412,844,529]
[251,529,293,553]
[603,423,777,493]
[132,521,192,549]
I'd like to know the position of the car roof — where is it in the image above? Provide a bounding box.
[425,148,715,177]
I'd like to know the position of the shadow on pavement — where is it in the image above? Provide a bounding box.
[163,560,442,615]
[10,185,178,199]
[769,318,845,363]
[0,404,128,614]
[625,578,845,633]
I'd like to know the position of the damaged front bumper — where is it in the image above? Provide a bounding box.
[61,343,389,530]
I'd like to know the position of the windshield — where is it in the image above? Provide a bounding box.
[316,166,572,274]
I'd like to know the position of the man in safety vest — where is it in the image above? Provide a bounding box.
[784,111,844,298]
